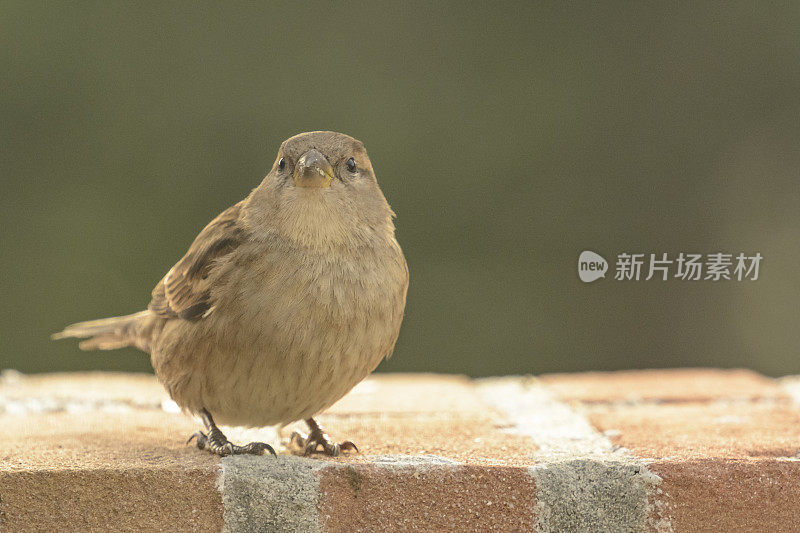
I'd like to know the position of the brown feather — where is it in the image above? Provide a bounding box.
[148,201,247,320]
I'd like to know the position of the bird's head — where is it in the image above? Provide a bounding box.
[245,131,396,247]
[275,131,373,191]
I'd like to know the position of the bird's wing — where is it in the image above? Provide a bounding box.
[149,201,246,320]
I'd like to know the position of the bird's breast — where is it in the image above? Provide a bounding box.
[154,238,407,427]
[193,241,406,425]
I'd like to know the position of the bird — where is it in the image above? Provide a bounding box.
[53,131,409,457]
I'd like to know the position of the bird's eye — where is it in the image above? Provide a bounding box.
[346,157,356,172]
[278,157,285,170]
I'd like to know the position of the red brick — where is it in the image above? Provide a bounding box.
[585,402,800,460]
[651,459,800,532]
[318,465,537,532]
[540,368,784,404]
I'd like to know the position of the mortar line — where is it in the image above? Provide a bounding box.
[477,377,673,533]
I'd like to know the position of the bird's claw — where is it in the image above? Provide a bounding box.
[290,429,358,457]
[188,430,276,457]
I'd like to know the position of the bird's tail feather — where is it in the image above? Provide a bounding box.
[52,311,149,351]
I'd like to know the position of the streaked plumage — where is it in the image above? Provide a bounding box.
[55,131,408,448]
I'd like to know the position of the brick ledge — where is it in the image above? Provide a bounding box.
[2,369,799,531]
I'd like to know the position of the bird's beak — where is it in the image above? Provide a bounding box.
[292,149,334,188]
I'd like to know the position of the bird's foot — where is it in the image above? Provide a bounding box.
[290,418,358,457]
[189,407,276,457]
[188,428,276,457]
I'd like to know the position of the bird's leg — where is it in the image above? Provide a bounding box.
[188,408,276,457]
[290,417,358,457]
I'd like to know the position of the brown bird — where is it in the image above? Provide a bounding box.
[53,131,408,457]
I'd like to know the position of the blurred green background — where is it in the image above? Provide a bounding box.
[2,3,799,377]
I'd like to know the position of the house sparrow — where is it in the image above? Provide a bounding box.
[54,131,409,457]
